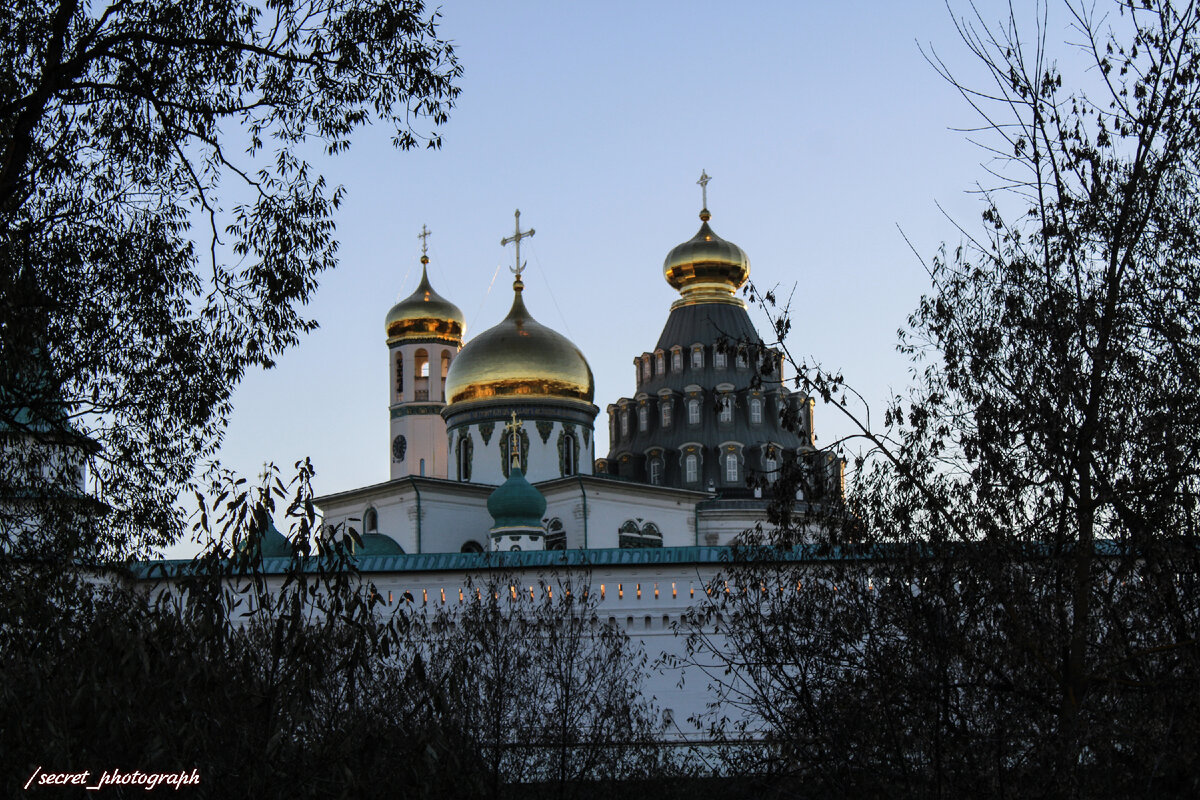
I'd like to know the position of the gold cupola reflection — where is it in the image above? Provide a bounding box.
[444,276,594,408]
[385,255,465,345]
[663,178,750,309]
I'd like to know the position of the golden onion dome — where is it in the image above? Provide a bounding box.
[663,209,750,309]
[444,279,594,407]
[385,258,465,345]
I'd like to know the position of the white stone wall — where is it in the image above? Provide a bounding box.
[317,480,492,554]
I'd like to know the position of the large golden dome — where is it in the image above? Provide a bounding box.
[444,279,594,407]
[663,209,750,309]
[385,259,465,345]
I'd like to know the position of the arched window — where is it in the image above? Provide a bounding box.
[638,405,648,431]
[714,349,727,369]
[685,453,698,483]
[621,411,630,436]
[688,399,700,425]
[750,398,763,424]
[546,518,566,550]
[419,458,426,476]
[395,353,404,396]
[457,435,473,482]
[363,507,378,533]
[643,358,651,380]
[441,351,451,377]
[725,453,739,482]
[661,401,672,427]
[672,348,683,372]
[649,458,662,485]
[764,450,778,482]
[736,348,749,368]
[414,348,430,401]
[656,352,665,374]
[719,396,733,423]
[619,520,662,549]
[561,434,576,476]
[691,347,703,369]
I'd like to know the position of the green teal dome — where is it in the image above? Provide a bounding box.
[238,517,291,559]
[487,467,547,529]
[355,533,405,556]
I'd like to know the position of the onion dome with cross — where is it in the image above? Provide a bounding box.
[385,225,465,346]
[662,170,750,310]
[442,210,598,486]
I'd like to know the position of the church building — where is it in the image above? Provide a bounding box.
[314,175,842,555]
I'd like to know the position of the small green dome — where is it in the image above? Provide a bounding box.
[239,517,291,559]
[487,467,547,529]
[355,533,405,556]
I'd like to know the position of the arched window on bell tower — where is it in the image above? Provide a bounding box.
[440,351,451,401]
[414,349,429,400]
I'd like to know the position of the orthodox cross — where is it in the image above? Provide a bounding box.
[500,209,535,280]
[505,411,524,471]
[697,170,712,209]
[418,224,431,258]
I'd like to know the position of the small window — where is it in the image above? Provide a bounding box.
[458,437,473,482]
[688,399,700,425]
[764,452,778,482]
[621,412,630,436]
[643,358,651,380]
[661,401,672,427]
[656,353,665,374]
[750,398,763,424]
[395,353,404,396]
[649,458,662,485]
[719,397,733,423]
[692,347,703,369]
[638,406,648,431]
[415,348,429,378]
[726,454,738,482]
[672,349,683,371]
[736,349,749,369]
[563,435,576,476]
[546,518,566,550]
[441,352,451,378]
[714,349,727,369]
[685,454,698,483]
[363,507,378,533]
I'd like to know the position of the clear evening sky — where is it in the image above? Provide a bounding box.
[168,1,1055,555]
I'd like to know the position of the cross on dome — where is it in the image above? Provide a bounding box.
[505,412,524,471]
[697,170,712,210]
[500,209,535,282]
[418,224,431,261]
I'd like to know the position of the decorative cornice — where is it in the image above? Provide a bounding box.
[391,404,444,419]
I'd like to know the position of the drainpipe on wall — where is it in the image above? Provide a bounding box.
[576,476,588,550]
[412,479,423,553]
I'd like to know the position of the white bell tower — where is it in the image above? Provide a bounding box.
[383,226,465,480]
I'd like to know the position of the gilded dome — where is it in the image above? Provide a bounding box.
[385,260,465,345]
[444,280,594,407]
[663,210,750,309]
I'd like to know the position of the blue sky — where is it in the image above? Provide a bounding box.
[170,1,1028,554]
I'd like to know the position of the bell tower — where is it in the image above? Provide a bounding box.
[383,226,465,479]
